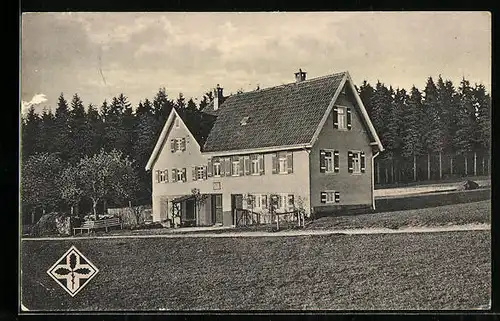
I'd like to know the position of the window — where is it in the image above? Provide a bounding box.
[348,151,365,174]
[352,152,360,173]
[272,152,293,174]
[175,118,180,128]
[250,194,267,209]
[320,150,339,173]
[197,166,205,180]
[176,168,186,182]
[156,170,168,183]
[278,153,287,173]
[251,154,259,175]
[321,191,340,204]
[337,107,346,130]
[171,137,186,152]
[231,156,240,176]
[213,158,221,176]
[176,138,183,151]
[334,106,351,130]
[325,151,334,172]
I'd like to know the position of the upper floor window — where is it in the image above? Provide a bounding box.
[272,151,293,174]
[155,169,168,183]
[171,168,187,182]
[231,156,241,176]
[333,106,352,130]
[320,150,339,173]
[348,151,366,174]
[175,118,180,128]
[213,157,221,176]
[170,137,186,153]
[192,165,207,181]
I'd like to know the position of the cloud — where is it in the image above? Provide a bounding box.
[21,93,48,114]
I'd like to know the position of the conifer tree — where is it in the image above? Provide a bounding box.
[69,93,88,164]
[187,98,197,111]
[21,106,41,161]
[455,78,478,176]
[53,93,72,161]
[473,83,491,174]
[402,86,424,181]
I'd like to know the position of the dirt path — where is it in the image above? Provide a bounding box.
[22,223,490,241]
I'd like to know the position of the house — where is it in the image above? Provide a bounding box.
[145,69,384,227]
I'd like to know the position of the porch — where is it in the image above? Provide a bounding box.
[170,193,224,228]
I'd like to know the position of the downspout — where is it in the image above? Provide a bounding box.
[372,150,380,211]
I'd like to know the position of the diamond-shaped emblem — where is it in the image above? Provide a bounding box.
[47,246,99,297]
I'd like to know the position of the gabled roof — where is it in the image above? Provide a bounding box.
[145,107,217,170]
[146,70,384,170]
[202,71,383,153]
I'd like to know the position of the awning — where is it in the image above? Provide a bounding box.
[171,195,195,203]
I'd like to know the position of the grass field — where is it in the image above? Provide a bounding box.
[306,200,490,230]
[21,229,490,311]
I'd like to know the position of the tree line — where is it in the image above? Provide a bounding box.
[21,89,215,222]
[358,76,490,185]
[20,75,490,221]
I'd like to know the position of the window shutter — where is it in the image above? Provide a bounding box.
[347,108,352,130]
[319,150,326,173]
[155,170,160,183]
[244,156,250,175]
[287,152,293,174]
[170,139,176,152]
[192,166,197,181]
[288,194,294,210]
[239,157,244,176]
[272,153,278,174]
[165,169,168,182]
[259,154,265,175]
[333,107,338,129]
[207,158,213,177]
[320,192,327,204]
[204,166,207,180]
[172,168,177,182]
[361,152,366,173]
[225,157,231,176]
[262,195,267,208]
[348,151,353,173]
[182,168,187,182]
[182,138,186,151]
[335,192,340,203]
[334,150,340,172]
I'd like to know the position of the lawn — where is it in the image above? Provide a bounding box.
[306,200,490,231]
[21,230,490,311]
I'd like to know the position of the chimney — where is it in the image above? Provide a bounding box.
[294,68,307,82]
[213,84,223,111]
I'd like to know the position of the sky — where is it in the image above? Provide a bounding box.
[20,12,491,114]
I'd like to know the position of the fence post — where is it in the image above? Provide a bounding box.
[276,215,279,231]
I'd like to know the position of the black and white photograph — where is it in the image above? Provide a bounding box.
[20,11,491,311]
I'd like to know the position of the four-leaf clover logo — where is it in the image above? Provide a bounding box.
[47,246,99,297]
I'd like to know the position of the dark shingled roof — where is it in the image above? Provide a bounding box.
[202,72,346,152]
[176,108,218,146]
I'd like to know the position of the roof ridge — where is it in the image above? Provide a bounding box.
[230,71,347,97]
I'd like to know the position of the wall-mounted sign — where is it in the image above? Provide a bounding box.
[213,182,221,190]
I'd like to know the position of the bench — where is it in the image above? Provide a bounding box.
[73,217,122,235]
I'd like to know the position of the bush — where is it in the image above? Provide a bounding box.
[30,212,82,236]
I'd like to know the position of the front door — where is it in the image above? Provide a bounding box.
[211,194,223,225]
[231,194,243,225]
[185,199,196,227]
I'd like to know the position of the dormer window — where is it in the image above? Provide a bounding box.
[240,116,250,126]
